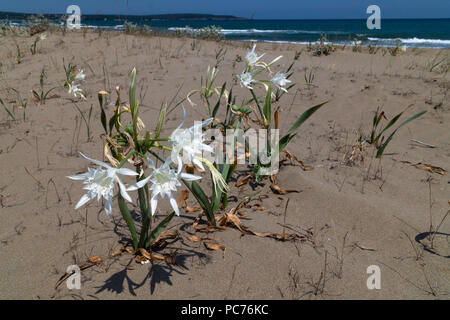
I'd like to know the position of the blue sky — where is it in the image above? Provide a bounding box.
[0,0,449,19]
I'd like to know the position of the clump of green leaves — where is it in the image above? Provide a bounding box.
[31,68,60,104]
[309,35,336,56]
[363,105,427,158]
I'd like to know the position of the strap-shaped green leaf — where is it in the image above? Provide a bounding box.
[191,181,215,226]
[376,110,427,158]
[145,211,175,248]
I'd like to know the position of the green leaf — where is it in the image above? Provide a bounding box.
[155,105,166,139]
[0,97,15,120]
[278,100,328,151]
[146,211,175,248]
[376,110,427,158]
[212,82,226,118]
[98,93,108,134]
[191,181,215,226]
[263,87,272,127]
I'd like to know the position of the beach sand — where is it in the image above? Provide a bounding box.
[0,29,449,299]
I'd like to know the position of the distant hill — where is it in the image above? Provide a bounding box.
[0,11,248,21]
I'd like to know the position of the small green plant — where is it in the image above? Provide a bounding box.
[304,68,315,86]
[352,39,362,53]
[30,33,46,55]
[310,35,336,56]
[426,52,449,73]
[31,68,61,104]
[388,40,404,56]
[72,103,93,142]
[363,105,427,158]
[11,88,28,121]
[367,45,380,55]
[215,47,227,68]
[294,50,302,60]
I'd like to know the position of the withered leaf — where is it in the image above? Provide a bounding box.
[236,175,252,187]
[186,235,202,242]
[177,189,190,207]
[139,248,151,260]
[186,205,202,213]
[413,163,447,175]
[88,255,103,264]
[281,149,313,171]
[204,242,226,252]
[270,184,300,195]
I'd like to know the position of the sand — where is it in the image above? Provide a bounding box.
[0,29,449,300]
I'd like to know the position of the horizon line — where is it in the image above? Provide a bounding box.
[0,10,449,20]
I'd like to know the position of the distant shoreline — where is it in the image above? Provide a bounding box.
[0,11,248,21]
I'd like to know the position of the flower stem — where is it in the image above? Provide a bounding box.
[118,193,138,250]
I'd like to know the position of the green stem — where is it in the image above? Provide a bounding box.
[118,193,138,250]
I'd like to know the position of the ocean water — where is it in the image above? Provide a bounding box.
[6,17,450,49]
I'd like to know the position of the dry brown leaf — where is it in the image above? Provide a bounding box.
[236,175,252,187]
[412,163,447,175]
[236,209,248,217]
[281,149,313,171]
[152,231,178,248]
[88,255,103,264]
[270,184,300,195]
[186,235,202,242]
[177,190,190,207]
[151,253,165,261]
[186,205,202,213]
[204,242,226,252]
[135,255,148,264]
[139,248,151,260]
[251,204,266,211]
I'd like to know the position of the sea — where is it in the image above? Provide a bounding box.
[4,16,450,49]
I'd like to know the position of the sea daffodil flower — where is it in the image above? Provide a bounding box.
[67,152,138,217]
[169,106,214,171]
[271,72,292,92]
[127,157,201,216]
[75,69,86,81]
[237,70,257,89]
[245,44,265,68]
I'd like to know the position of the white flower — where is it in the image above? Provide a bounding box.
[39,33,47,40]
[271,72,292,92]
[401,45,407,52]
[170,106,214,171]
[237,70,257,89]
[68,82,84,98]
[75,69,86,81]
[67,152,138,217]
[127,157,201,216]
[245,44,265,68]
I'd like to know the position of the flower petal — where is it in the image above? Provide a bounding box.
[79,152,111,169]
[116,167,139,176]
[126,176,151,191]
[169,194,180,216]
[104,197,113,217]
[74,193,93,209]
[117,177,133,203]
[150,195,158,216]
[67,173,89,180]
[180,173,202,181]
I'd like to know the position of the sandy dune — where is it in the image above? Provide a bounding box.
[0,29,449,299]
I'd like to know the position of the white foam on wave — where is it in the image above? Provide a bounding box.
[168,27,348,35]
[368,37,450,45]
